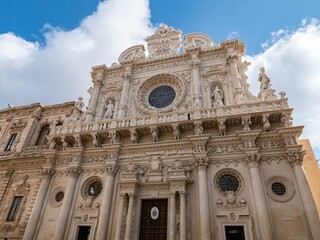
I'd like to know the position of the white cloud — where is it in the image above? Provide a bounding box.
[227,31,239,40]
[245,19,320,159]
[0,0,153,108]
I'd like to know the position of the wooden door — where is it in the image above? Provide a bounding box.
[139,199,168,240]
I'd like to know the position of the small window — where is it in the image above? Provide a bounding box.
[36,125,50,146]
[55,191,64,202]
[5,133,18,151]
[7,196,23,221]
[271,182,286,196]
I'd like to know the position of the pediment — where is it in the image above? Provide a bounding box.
[184,33,213,50]
[118,45,146,63]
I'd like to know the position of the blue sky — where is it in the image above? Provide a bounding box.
[0,0,320,160]
[1,0,320,54]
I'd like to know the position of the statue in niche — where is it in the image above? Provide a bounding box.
[75,97,84,111]
[258,67,271,90]
[104,100,115,119]
[211,86,224,107]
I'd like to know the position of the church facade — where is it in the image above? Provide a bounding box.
[0,25,319,240]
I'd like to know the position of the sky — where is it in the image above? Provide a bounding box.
[0,0,320,160]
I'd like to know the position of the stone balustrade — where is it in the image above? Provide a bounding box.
[49,99,290,137]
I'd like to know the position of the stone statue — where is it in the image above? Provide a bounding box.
[194,124,203,135]
[258,67,271,90]
[211,86,224,107]
[262,115,271,132]
[173,126,180,140]
[218,119,226,136]
[104,100,115,119]
[130,129,139,144]
[75,97,84,111]
[151,128,159,142]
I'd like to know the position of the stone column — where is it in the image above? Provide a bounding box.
[86,76,103,122]
[180,192,186,240]
[190,54,202,109]
[96,166,118,240]
[289,152,320,239]
[169,192,176,240]
[124,194,135,240]
[117,65,132,118]
[115,194,125,240]
[23,169,54,240]
[53,167,82,240]
[195,158,211,240]
[246,154,273,240]
[226,54,240,105]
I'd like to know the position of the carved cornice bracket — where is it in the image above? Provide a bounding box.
[188,134,210,155]
[237,130,260,149]
[277,126,303,147]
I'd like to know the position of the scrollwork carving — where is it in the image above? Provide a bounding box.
[244,153,261,168]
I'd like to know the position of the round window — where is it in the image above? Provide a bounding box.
[215,170,243,195]
[49,187,65,207]
[83,178,103,199]
[271,182,286,196]
[267,177,295,202]
[55,191,64,202]
[148,85,176,108]
[218,175,240,192]
[88,181,102,198]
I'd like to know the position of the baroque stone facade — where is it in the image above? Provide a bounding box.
[0,25,320,240]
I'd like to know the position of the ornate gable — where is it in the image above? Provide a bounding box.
[147,25,182,59]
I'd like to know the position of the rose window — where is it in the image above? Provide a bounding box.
[148,85,176,108]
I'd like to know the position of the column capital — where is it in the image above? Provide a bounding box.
[106,164,119,175]
[190,58,201,69]
[194,157,209,170]
[244,153,261,168]
[41,167,55,177]
[287,150,305,166]
[67,166,82,177]
[226,54,239,65]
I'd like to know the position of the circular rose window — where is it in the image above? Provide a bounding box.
[135,74,186,114]
[148,85,176,108]
[215,170,243,195]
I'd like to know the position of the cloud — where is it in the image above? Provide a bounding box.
[245,19,320,159]
[0,0,153,109]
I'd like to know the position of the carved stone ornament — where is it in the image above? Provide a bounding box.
[183,32,213,50]
[149,157,162,173]
[193,158,209,169]
[245,153,261,168]
[147,25,182,59]
[67,166,82,177]
[41,167,55,176]
[217,119,226,136]
[118,45,146,63]
[135,73,186,114]
[287,150,305,166]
